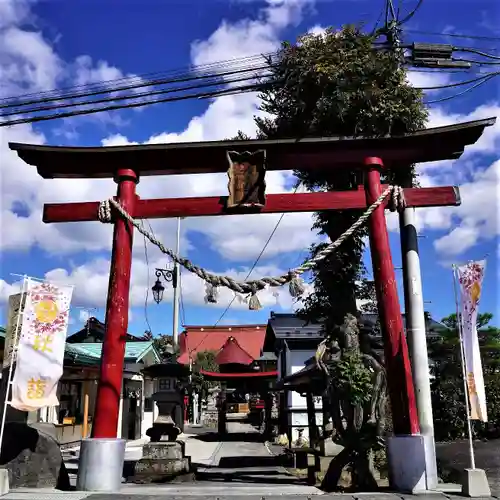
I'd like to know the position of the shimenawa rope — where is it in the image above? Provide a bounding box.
[97,185,406,309]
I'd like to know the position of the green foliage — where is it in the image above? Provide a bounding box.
[190,350,219,398]
[254,25,427,333]
[429,312,500,441]
[332,353,373,405]
[150,333,176,360]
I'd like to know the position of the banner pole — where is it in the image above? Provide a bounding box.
[452,265,476,470]
[0,276,29,454]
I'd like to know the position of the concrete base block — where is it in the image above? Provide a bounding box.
[76,438,126,492]
[461,468,491,497]
[0,468,9,496]
[422,433,438,490]
[134,457,190,479]
[387,435,427,493]
[142,442,183,461]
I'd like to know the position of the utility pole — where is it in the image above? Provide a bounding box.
[381,2,441,490]
[399,205,438,489]
[172,217,182,349]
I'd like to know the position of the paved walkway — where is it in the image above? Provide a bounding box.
[3,423,500,498]
[193,422,320,493]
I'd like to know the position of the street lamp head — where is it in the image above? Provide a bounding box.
[152,278,165,304]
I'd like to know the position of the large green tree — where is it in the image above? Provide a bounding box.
[430,313,500,441]
[253,26,428,490]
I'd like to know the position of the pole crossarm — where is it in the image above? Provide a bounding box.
[42,186,461,223]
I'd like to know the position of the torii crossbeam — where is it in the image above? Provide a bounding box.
[9,117,494,443]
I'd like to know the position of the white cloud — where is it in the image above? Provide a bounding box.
[307,25,327,37]
[0,254,311,314]
[78,309,91,322]
[432,159,499,256]
[1,0,319,265]
[406,70,452,93]
[384,104,500,256]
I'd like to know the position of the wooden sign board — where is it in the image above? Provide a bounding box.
[226,150,266,209]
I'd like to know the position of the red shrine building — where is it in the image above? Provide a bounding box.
[178,325,277,421]
[178,324,277,374]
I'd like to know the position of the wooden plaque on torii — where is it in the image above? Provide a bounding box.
[226,150,266,209]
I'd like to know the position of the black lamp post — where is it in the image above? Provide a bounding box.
[152,268,177,305]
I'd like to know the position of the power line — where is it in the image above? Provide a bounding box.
[0,53,274,107]
[0,40,435,114]
[2,31,497,126]
[405,29,500,42]
[0,80,274,127]
[424,72,497,104]
[0,71,270,118]
[397,0,424,26]
[0,62,270,112]
[418,71,500,89]
[454,46,500,61]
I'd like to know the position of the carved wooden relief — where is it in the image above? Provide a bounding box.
[226,150,266,209]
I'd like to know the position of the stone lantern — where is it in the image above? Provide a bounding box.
[133,361,191,482]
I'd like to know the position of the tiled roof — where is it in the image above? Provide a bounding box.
[67,317,143,343]
[215,337,254,366]
[268,312,446,339]
[177,325,266,365]
[65,341,158,363]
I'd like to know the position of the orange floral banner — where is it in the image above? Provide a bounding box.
[11,279,73,412]
[456,260,488,422]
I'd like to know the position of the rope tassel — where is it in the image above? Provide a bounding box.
[204,283,219,304]
[288,272,305,298]
[248,292,262,311]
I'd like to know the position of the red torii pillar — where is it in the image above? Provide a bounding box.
[364,157,419,436]
[93,168,138,437]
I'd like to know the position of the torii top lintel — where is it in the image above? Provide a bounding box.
[8,118,495,179]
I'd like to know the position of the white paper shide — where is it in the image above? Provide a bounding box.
[456,260,488,422]
[11,280,73,411]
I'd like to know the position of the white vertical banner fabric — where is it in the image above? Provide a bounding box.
[11,279,73,412]
[455,260,488,422]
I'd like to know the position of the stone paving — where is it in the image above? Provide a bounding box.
[3,423,500,499]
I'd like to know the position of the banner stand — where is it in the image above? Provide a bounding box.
[452,263,491,498]
[0,276,29,454]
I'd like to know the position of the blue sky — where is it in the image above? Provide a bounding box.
[0,0,499,339]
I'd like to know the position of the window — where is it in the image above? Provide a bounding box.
[158,378,172,391]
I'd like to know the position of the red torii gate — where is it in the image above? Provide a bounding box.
[9,117,493,441]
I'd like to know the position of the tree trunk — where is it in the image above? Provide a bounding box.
[351,450,379,491]
[320,446,352,492]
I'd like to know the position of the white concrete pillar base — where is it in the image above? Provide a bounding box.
[387,435,427,493]
[461,468,491,497]
[76,438,126,492]
[422,433,438,489]
[0,468,9,496]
